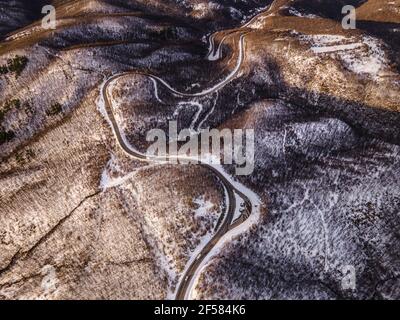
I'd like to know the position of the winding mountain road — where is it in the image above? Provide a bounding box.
[100,30,259,300]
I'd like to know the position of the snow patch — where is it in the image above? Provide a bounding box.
[193,196,215,219]
[288,8,319,19]
[299,34,388,79]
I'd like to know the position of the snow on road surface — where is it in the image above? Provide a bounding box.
[186,163,262,300]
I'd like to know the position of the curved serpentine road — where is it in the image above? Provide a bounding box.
[100,31,259,300]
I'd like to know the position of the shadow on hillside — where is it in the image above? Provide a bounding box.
[0,0,51,40]
[357,20,400,71]
[292,0,368,20]
[208,55,400,146]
